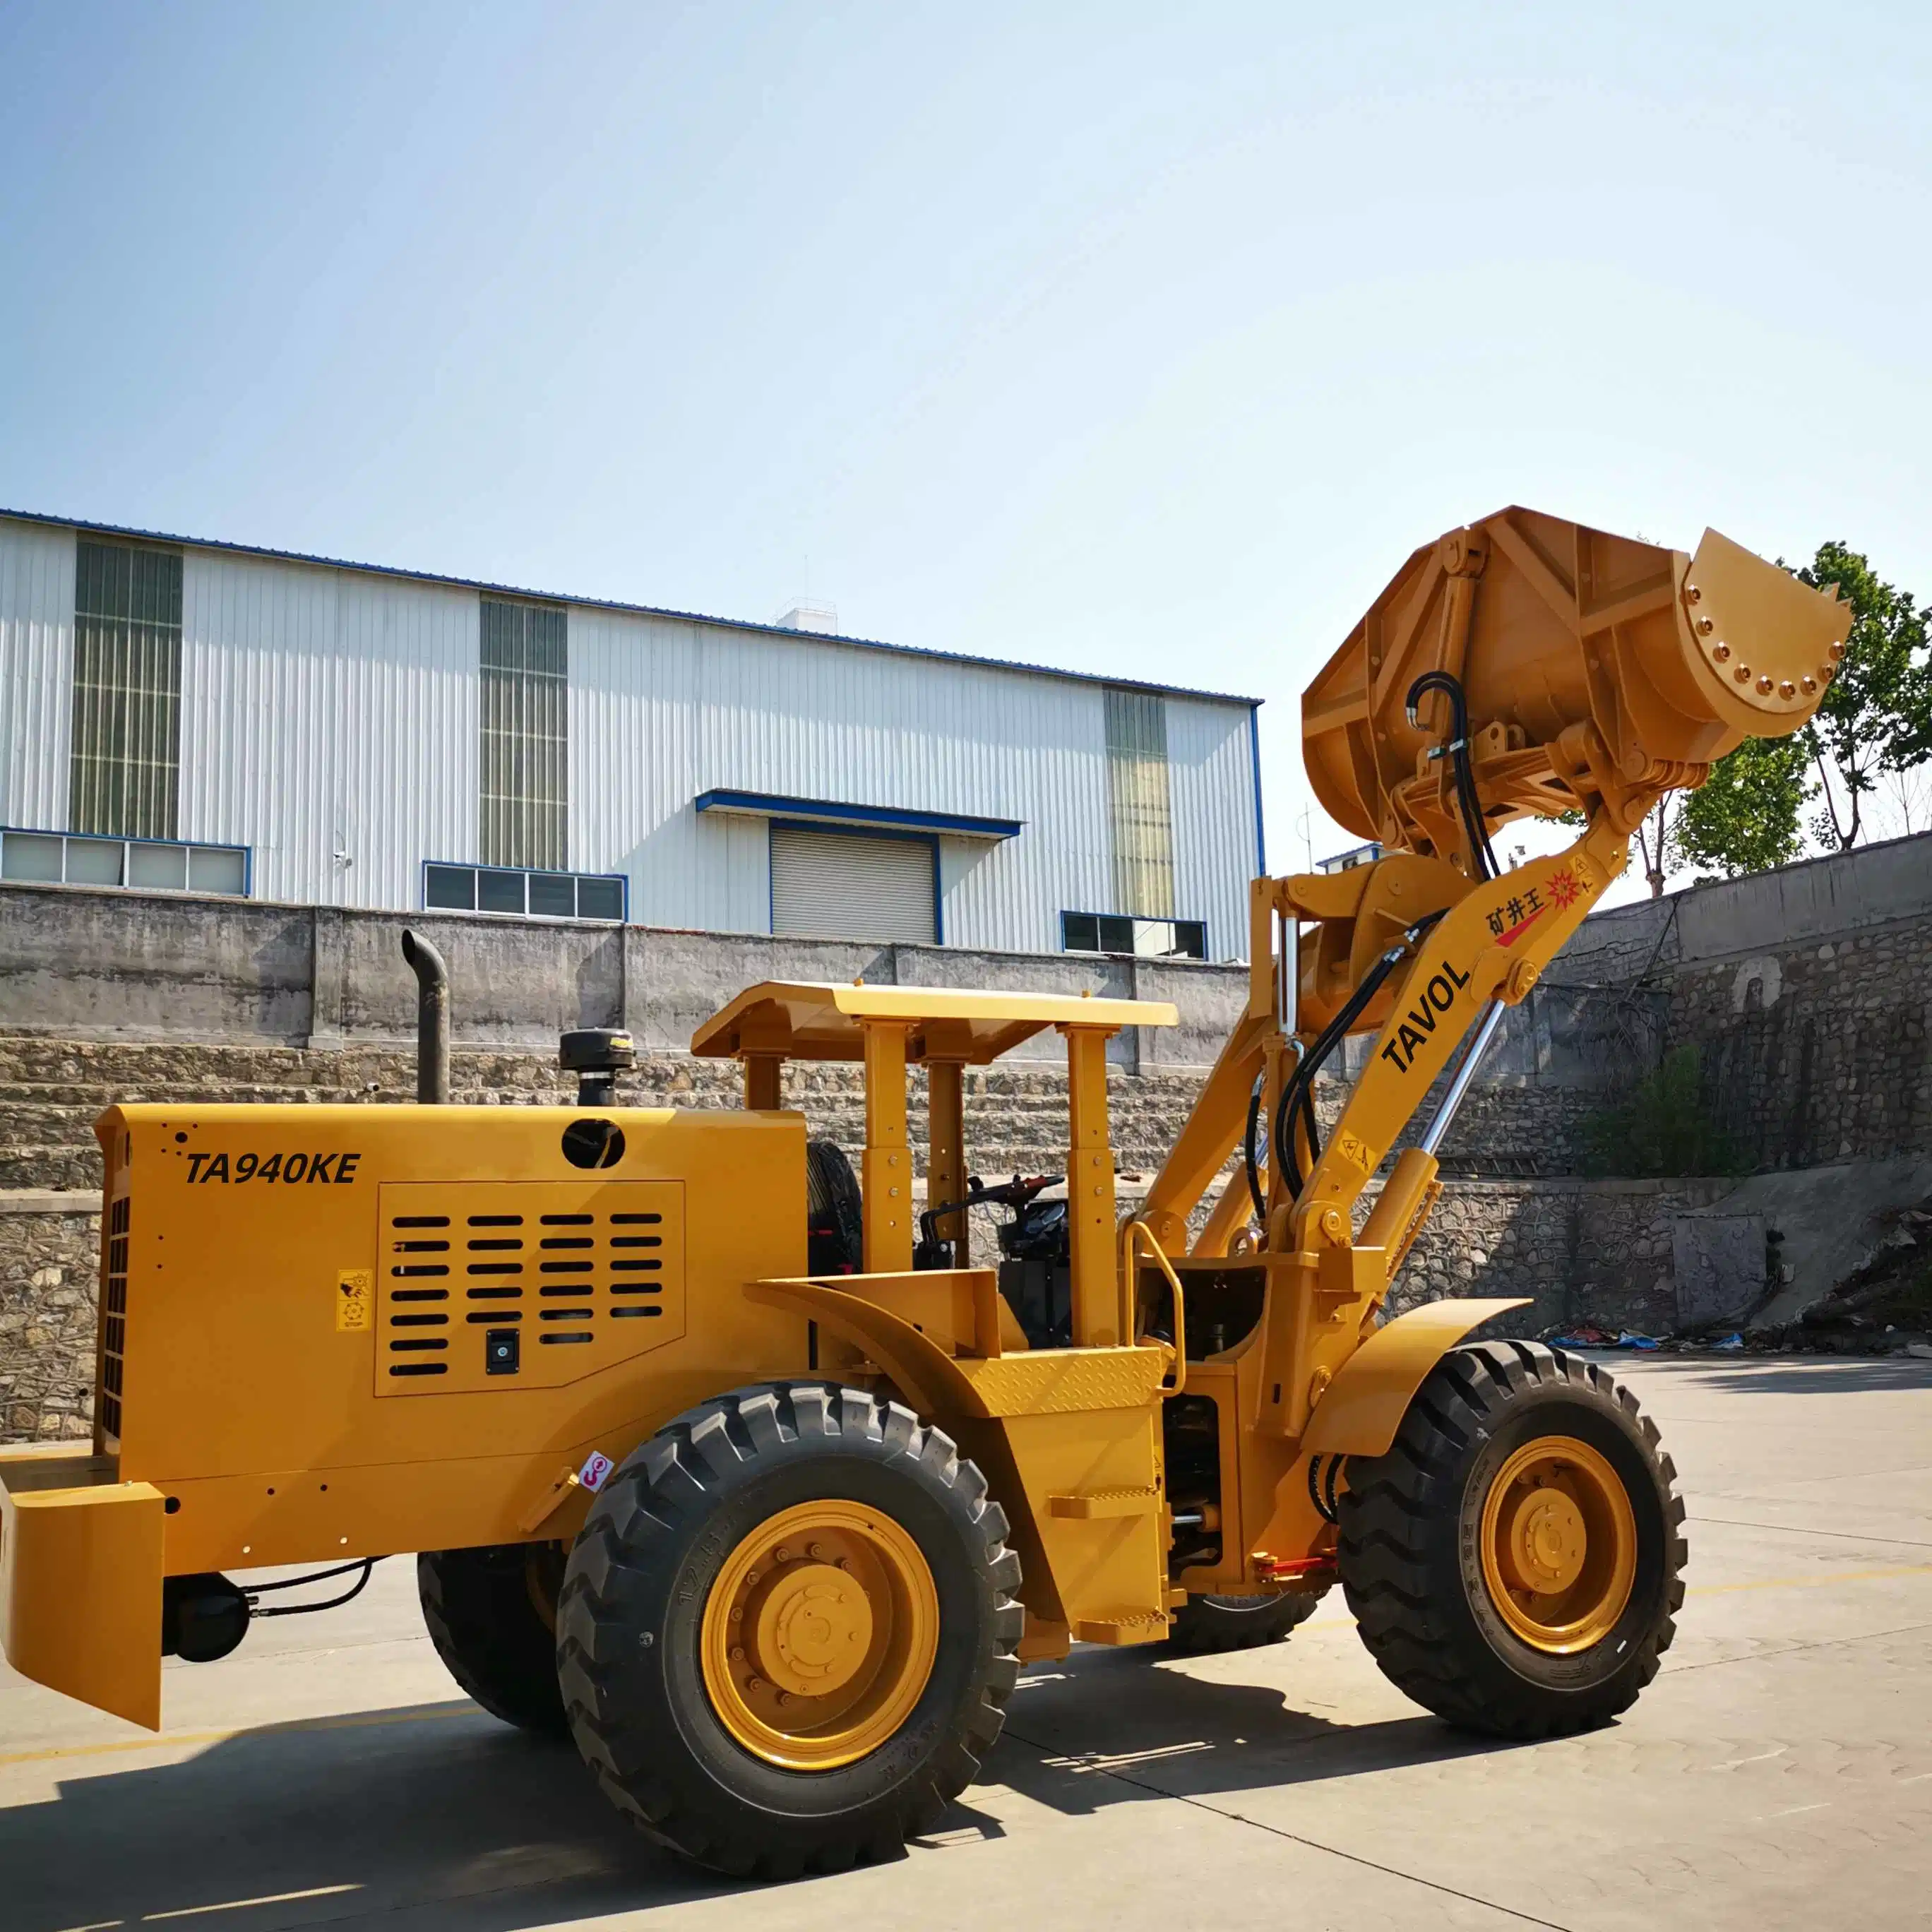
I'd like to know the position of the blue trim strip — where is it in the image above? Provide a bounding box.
[3,506,1262,710]
[697,788,1020,842]
[768,818,945,946]
[1248,702,1267,876]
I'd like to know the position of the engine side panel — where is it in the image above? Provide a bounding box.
[94,1102,809,1574]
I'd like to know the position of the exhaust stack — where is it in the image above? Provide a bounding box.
[400,929,450,1104]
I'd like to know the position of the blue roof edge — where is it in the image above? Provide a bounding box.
[696,789,1022,840]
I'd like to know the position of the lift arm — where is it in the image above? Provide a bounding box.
[1143,507,1853,1437]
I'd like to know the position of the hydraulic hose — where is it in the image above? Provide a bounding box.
[1406,671,1499,883]
[1244,1046,1319,1222]
[1244,1073,1267,1221]
[1272,943,1408,1198]
[1270,910,1447,1202]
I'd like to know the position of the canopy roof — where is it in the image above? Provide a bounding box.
[690,980,1177,1066]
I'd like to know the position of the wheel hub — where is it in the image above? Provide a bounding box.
[700,1499,939,1770]
[754,1563,875,1698]
[1497,1483,1587,1594]
[1478,1435,1638,1654]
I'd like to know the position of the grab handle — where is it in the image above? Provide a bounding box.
[1122,1220,1186,1395]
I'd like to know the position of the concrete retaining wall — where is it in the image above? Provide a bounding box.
[0,884,1244,1073]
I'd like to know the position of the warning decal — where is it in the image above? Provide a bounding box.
[1334,1131,1378,1176]
[335,1268,373,1332]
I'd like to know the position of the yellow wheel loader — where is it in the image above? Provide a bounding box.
[0,510,1851,1878]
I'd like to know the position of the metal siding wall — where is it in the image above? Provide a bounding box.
[179,553,478,907]
[1166,698,1259,961]
[329,573,479,908]
[570,610,1126,948]
[0,519,77,831]
[569,609,724,925]
[180,551,336,902]
[691,632,1118,950]
[6,517,1253,942]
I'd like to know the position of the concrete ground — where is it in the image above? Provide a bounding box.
[4,1354,1930,1932]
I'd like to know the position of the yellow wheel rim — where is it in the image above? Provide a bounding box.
[1478,1435,1637,1654]
[700,1499,939,1770]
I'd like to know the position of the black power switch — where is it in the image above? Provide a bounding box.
[485,1328,521,1376]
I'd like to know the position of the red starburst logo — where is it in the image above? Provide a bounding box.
[1547,867,1581,910]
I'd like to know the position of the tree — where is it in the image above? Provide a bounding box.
[1791,540,1931,850]
[1630,796,1676,898]
[1580,1046,1743,1179]
[1674,732,1812,878]
[1659,540,1931,881]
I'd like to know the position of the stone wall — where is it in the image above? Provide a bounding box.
[1385,1176,1750,1336]
[0,1197,98,1441]
[1668,922,1932,1168]
[0,1174,1751,1444]
[0,1035,1211,1194]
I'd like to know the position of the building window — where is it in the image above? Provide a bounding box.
[1061,911,1205,960]
[1104,687,1173,919]
[423,862,624,922]
[479,599,567,871]
[70,539,184,841]
[1,828,246,896]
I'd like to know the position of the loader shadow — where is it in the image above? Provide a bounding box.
[4,1658,1525,1932]
[5,1703,724,1932]
[985,1642,1529,1817]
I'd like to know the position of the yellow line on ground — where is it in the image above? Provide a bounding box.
[0,1703,478,1770]
[143,1888,362,1922]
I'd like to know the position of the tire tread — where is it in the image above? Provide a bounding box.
[1338,1341,1685,1740]
[558,1381,1022,1877]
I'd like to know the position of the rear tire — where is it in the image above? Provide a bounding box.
[1164,1590,1324,1654]
[418,1543,568,1735]
[1337,1340,1686,1739]
[558,1381,1023,1878]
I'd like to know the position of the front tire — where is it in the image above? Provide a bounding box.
[1338,1340,1686,1739]
[557,1382,1023,1877]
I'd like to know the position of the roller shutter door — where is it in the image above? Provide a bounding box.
[770,827,936,944]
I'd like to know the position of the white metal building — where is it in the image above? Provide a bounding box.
[0,510,1263,960]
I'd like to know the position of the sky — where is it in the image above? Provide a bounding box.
[3,1,1928,903]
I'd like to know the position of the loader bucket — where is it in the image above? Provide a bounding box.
[1302,506,1852,845]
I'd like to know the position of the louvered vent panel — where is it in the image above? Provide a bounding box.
[99,1192,131,1443]
[374,1181,685,1395]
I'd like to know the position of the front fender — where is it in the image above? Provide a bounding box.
[1300,1298,1529,1458]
